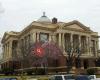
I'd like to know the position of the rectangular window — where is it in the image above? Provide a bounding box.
[39,33,49,42]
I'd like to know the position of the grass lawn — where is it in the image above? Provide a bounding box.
[0,75,17,78]
[96,74,100,78]
[0,75,49,80]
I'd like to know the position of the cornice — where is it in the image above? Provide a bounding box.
[19,25,58,37]
[62,27,92,34]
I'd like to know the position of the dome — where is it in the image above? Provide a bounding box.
[37,12,51,22]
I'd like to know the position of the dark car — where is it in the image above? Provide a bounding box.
[0,78,17,80]
[75,75,89,80]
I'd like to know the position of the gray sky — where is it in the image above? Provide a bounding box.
[0,0,100,55]
[0,0,100,37]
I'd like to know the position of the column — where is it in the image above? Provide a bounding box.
[36,32,40,41]
[30,34,33,44]
[8,43,9,58]
[58,33,62,47]
[49,33,52,41]
[96,40,99,56]
[70,33,73,48]
[28,34,31,47]
[8,42,9,58]
[7,43,9,59]
[86,36,88,55]
[6,44,8,59]
[62,33,65,50]
[52,33,56,42]
[95,41,97,57]
[3,45,5,59]
[88,37,91,55]
[31,32,36,43]
[26,35,29,50]
[5,44,7,59]
[78,35,81,49]
[9,41,12,58]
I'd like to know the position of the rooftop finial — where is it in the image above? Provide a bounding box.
[43,12,46,17]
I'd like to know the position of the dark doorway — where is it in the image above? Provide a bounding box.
[75,58,81,68]
[83,59,89,69]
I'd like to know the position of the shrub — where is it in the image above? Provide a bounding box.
[35,68,46,75]
[87,68,97,75]
[26,70,33,75]
[2,68,14,75]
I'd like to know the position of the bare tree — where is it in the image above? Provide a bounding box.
[66,41,81,74]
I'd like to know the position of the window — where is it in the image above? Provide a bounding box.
[64,75,74,80]
[39,33,49,42]
[55,76,63,80]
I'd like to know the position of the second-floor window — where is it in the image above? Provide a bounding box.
[39,33,49,42]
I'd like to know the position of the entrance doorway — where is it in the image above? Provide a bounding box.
[83,59,89,69]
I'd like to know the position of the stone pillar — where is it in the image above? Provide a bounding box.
[52,33,56,42]
[86,36,89,55]
[96,40,99,56]
[4,45,6,59]
[26,36,28,49]
[62,33,65,50]
[8,43,9,58]
[79,35,81,49]
[31,32,36,43]
[58,33,62,47]
[37,32,40,41]
[5,44,7,59]
[88,37,91,55]
[6,44,7,59]
[49,34,52,41]
[95,41,97,57]
[7,43,9,59]
[70,33,73,48]
[8,42,9,58]
[9,41,12,58]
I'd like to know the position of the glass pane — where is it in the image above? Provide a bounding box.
[40,33,48,42]
[55,76,63,80]
[64,75,74,80]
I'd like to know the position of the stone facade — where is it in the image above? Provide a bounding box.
[1,14,99,74]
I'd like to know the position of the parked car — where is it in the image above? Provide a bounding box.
[88,75,96,80]
[0,78,17,80]
[49,75,75,80]
[75,75,89,80]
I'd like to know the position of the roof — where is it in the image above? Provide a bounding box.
[1,31,20,43]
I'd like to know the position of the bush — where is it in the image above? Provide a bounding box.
[2,68,14,75]
[35,68,46,75]
[26,70,33,75]
[87,68,97,75]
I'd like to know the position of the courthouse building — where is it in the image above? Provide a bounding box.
[1,13,99,73]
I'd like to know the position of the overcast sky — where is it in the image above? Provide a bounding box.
[0,0,100,37]
[0,0,100,59]
[0,0,100,55]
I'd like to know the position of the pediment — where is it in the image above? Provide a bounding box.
[66,24,84,31]
[1,32,10,43]
[63,20,92,32]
